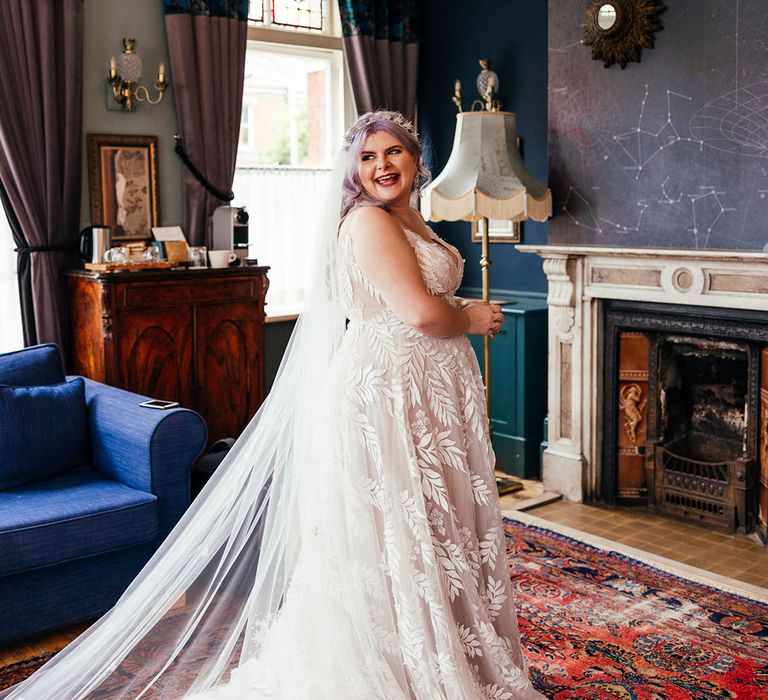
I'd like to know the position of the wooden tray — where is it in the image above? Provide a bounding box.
[84,261,175,272]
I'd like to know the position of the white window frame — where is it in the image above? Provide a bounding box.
[236,2,355,321]
[242,39,347,165]
[238,103,254,151]
[246,0,355,127]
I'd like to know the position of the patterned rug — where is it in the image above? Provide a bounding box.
[505,513,768,699]
[3,518,767,697]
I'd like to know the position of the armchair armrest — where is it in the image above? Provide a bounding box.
[80,378,207,540]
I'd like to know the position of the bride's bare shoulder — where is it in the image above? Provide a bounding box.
[347,205,394,224]
[346,206,401,238]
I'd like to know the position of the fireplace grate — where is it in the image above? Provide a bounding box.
[663,492,724,517]
[655,443,749,532]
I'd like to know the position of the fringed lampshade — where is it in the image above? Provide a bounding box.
[421,111,551,224]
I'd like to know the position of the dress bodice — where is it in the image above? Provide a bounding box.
[337,209,465,325]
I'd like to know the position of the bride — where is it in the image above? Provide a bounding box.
[3,111,543,699]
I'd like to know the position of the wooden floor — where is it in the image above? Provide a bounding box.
[522,499,768,590]
[3,498,767,667]
[0,621,87,667]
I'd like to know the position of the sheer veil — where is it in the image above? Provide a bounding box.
[1,154,350,699]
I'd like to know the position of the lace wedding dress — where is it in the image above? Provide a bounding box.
[2,185,541,699]
[198,211,542,699]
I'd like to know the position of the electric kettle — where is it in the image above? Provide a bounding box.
[80,226,112,265]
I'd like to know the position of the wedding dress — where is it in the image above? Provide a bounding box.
[2,160,541,699]
[191,211,542,699]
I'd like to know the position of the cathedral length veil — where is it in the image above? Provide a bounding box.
[4,143,541,699]
[1,155,351,699]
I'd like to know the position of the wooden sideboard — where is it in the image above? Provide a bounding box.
[66,266,270,446]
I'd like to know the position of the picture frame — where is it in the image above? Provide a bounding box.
[87,133,159,241]
[471,218,522,244]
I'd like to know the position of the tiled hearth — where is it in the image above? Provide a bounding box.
[519,245,768,542]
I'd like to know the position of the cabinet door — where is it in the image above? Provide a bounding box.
[115,308,194,407]
[195,303,264,443]
[488,321,523,472]
[467,304,548,478]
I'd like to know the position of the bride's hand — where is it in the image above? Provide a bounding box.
[465,302,504,337]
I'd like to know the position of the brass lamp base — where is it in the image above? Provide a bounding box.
[473,217,523,493]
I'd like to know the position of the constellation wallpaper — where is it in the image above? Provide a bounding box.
[549,1,768,250]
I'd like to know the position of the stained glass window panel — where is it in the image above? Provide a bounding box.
[272,0,323,31]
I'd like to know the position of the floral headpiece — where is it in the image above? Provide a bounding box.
[343,110,418,150]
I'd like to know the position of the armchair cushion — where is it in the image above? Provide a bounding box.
[0,343,65,387]
[0,377,88,490]
[0,467,158,577]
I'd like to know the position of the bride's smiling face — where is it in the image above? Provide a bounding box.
[357,131,417,207]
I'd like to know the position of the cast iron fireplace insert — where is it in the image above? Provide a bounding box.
[602,300,767,535]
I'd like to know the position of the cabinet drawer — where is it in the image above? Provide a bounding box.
[119,279,258,310]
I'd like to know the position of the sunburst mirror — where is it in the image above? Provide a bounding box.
[583,0,665,69]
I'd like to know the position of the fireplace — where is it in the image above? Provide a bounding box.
[603,301,762,533]
[518,244,768,543]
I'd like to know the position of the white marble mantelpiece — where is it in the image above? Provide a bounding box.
[517,244,768,502]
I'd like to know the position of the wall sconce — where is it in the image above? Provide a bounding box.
[107,38,168,112]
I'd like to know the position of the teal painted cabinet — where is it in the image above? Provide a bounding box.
[468,295,548,478]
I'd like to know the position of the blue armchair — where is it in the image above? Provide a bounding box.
[0,344,207,645]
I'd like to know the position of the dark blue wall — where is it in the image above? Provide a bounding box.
[417,0,549,294]
[549,1,768,250]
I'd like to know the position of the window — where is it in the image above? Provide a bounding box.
[251,0,327,34]
[232,0,352,318]
[0,210,23,352]
[237,45,339,169]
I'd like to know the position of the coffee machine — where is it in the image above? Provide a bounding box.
[209,206,249,263]
[79,226,112,265]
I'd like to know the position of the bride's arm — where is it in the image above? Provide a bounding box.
[349,207,500,339]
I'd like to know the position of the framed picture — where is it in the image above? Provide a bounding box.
[87,133,159,241]
[471,218,522,244]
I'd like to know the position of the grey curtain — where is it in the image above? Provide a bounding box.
[0,0,83,354]
[338,0,420,119]
[164,1,248,246]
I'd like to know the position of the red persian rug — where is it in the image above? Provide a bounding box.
[505,514,768,699]
[3,518,767,698]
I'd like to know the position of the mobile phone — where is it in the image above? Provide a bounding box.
[138,399,180,410]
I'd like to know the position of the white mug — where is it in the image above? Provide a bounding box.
[208,250,237,268]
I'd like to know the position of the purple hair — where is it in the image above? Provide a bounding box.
[340,111,431,221]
